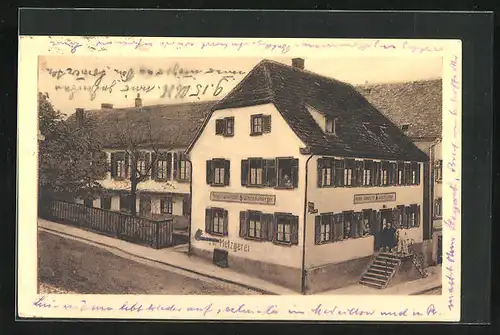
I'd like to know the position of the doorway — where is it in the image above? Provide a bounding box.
[139,195,151,217]
[374,209,393,251]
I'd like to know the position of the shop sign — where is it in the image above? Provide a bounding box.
[354,192,396,204]
[210,191,276,205]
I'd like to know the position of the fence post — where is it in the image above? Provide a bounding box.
[154,220,160,249]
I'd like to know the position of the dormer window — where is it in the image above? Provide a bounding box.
[401,124,410,132]
[325,118,338,135]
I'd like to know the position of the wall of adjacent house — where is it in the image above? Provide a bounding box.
[189,103,308,269]
[305,156,425,269]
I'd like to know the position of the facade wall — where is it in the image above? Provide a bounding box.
[190,103,308,269]
[305,156,425,268]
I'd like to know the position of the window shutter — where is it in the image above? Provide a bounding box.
[292,158,299,187]
[144,152,151,178]
[206,160,212,184]
[166,153,172,179]
[373,161,381,186]
[223,210,229,236]
[416,163,421,184]
[239,211,247,238]
[355,161,363,186]
[415,204,421,227]
[241,159,248,186]
[205,208,212,233]
[354,212,363,238]
[372,211,381,235]
[224,160,230,185]
[267,214,275,241]
[215,119,224,135]
[261,214,270,240]
[110,153,116,177]
[151,152,157,179]
[173,153,178,179]
[263,115,272,133]
[263,159,276,187]
[290,215,299,245]
[315,216,321,244]
[317,158,325,187]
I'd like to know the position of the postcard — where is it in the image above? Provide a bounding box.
[17,36,461,321]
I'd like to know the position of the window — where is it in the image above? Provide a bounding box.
[397,161,405,185]
[325,118,338,135]
[160,197,173,214]
[362,160,372,186]
[111,152,128,179]
[402,204,420,228]
[84,198,93,207]
[137,159,147,176]
[206,159,230,186]
[277,158,299,188]
[248,158,263,186]
[250,114,271,135]
[154,152,171,180]
[434,198,443,218]
[248,211,262,239]
[409,162,420,185]
[343,212,354,238]
[314,214,332,244]
[334,159,344,187]
[362,209,373,236]
[273,214,299,244]
[100,196,111,210]
[205,207,228,236]
[435,160,443,183]
[332,213,344,241]
[215,117,235,137]
[317,158,334,187]
[242,158,287,188]
[381,161,389,186]
[401,124,410,132]
[176,154,190,182]
[120,194,133,213]
[344,159,354,186]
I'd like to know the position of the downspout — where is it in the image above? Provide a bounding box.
[301,153,314,295]
[185,157,193,255]
[429,140,438,239]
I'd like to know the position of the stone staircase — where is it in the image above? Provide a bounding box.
[359,252,402,289]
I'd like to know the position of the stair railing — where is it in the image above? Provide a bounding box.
[407,242,428,278]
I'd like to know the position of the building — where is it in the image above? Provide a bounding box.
[185,58,429,293]
[356,80,443,266]
[69,97,216,230]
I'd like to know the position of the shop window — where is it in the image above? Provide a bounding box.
[277,158,298,189]
[160,197,173,214]
[206,159,230,186]
[205,207,228,236]
[215,117,234,137]
[434,198,443,218]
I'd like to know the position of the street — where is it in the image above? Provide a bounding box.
[38,230,261,295]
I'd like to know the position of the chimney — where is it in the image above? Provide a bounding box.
[75,108,85,127]
[101,103,113,109]
[135,93,142,108]
[292,58,305,70]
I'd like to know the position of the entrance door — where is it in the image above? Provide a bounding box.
[139,195,151,217]
[374,209,393,251]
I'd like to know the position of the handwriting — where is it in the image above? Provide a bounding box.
[311,304,376,317]
[46,37,447,55]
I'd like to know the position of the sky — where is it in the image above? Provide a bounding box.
[38,55,442,116]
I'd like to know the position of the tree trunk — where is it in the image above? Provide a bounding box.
[130,164,137,217]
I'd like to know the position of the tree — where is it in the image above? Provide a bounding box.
[108,111,185,217]
[38,93,108,201]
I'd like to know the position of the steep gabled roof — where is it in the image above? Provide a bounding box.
[187,59,428,162]
[68,101,217,149]
[355,80,442,140]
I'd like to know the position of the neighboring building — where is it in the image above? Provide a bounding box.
[70,98,216,229]
[356,80,443,266]
[186,58,429,293]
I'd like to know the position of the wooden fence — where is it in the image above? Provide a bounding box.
[39,199,174,249]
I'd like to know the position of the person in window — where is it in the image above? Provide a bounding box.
[282,173,293,188]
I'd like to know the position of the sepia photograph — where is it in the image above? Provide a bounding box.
[36,54,444,296]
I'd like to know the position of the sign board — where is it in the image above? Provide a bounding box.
[353,192,396,204]
[210,191,276,205]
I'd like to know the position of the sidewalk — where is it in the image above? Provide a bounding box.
[38,219,441,296]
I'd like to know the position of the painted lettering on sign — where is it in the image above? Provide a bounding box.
[209,239,251,253]
[353,192,396,204]
[210,191,276,205]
